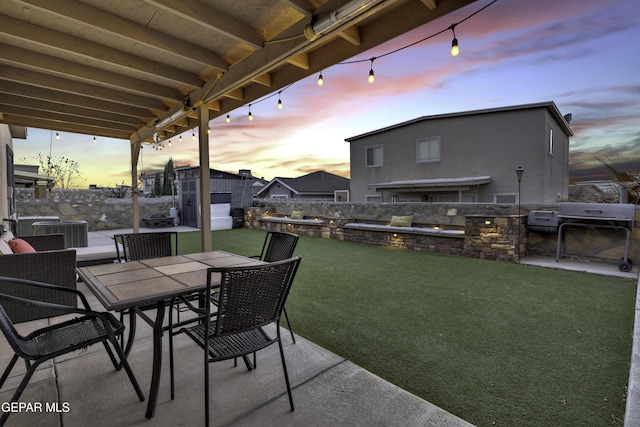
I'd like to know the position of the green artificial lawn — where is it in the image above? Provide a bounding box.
[178,229,636,426]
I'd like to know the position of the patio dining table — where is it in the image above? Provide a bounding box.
[76,250,264,419]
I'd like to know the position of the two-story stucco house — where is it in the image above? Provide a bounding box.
[346,101,573,204]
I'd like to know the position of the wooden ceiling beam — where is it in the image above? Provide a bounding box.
[0,44,184,101]
[143,0,264,49]
[420,0,438,10]
[0,65,167,111]
[15,0,229,70]
[0,80,155,120]
[0,14,204,88]
[1,94,146,126]
[0,104,138,132]
[0,112,136,139]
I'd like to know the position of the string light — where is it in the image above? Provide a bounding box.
[56,132,60,139]
[179,135,182,142]
[168,139,172,146]
[215,1,496,125]
[368,58,375,84]
[449,24,459,57]
[93,136,96,143]
[192,131,195,140]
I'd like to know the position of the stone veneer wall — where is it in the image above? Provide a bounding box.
[246,199,639,265]
[14,188,174,231]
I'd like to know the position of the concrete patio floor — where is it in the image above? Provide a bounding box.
[1,226,638,426]
[0,227,473,427]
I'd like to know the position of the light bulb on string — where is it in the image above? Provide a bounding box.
[56,132,60,140]
[192,132,195,140]
[248,104,253,121]
[168,139,172,147]
[449,24,459,57]
[277,92,283,110]
[93,136,96,143]
[179,135,182,142]
[367,58,375,84]
[317,72,324,86]
[226,114,230,123]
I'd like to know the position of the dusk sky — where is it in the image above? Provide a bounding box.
[12,0,640,187]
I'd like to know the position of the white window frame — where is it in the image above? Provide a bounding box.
[548,128,553,156]
[494,193,518,204]
[270,194,288,199]
[416,136,441,163]
[365,195,382,203]
[365,145,383,167]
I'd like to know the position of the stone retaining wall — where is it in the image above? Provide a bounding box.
[14,188,174,231]
[247,200,639,264]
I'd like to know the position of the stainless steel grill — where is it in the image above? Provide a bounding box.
[555,202,635,271]
[527,210,559,233]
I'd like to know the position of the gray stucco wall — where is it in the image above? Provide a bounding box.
[348,106,570,204]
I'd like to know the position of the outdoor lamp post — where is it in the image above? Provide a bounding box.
[515,166,524,262]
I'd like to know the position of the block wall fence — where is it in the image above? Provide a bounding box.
[13,190,639,265]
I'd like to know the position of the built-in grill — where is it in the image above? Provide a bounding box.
[527,210,559,233]
[555,202,635,271]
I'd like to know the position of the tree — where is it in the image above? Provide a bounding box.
[34,153,85,189]
[150,158,175,198]
[151,172,163,197]
[163,158,175,196]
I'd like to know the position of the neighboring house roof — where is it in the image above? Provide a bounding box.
[14,170,56,187]
[258,171,349,197]
[370,176,492,190]
[345,101,574,142]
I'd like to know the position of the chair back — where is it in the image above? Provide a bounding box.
[260,231,299,262]
[114,232,177,262]
[211,256,301,337]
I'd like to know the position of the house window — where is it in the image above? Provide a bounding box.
[365,195,382,203]
[416,137,440,163]
[548,128,553,155]
[271,194,288,199]
[365,145,383,167]
[494,193,517,204]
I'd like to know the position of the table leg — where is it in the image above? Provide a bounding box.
[145,300,166,419]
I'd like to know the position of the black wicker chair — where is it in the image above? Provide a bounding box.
[114,232,177,262]
[113,232,178,353]
[0,233,77,323]
[0,276,145,426]
[251,231,299,342]
[169,256,301,426]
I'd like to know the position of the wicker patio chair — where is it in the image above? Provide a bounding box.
[0,233,77,323]
[168,256,301,426]
[113,232,178,353]
[114,231,177,262]
[0,276,145,426]
[250,231,299,342]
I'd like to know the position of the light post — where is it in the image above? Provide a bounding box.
[515,166,524,262]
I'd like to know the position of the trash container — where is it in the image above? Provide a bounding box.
[231,208,244,229]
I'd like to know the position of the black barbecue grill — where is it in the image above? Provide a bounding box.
[555,202,635,272]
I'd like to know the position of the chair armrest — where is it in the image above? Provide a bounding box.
[21,234,66,251]
[0,276,91,310]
